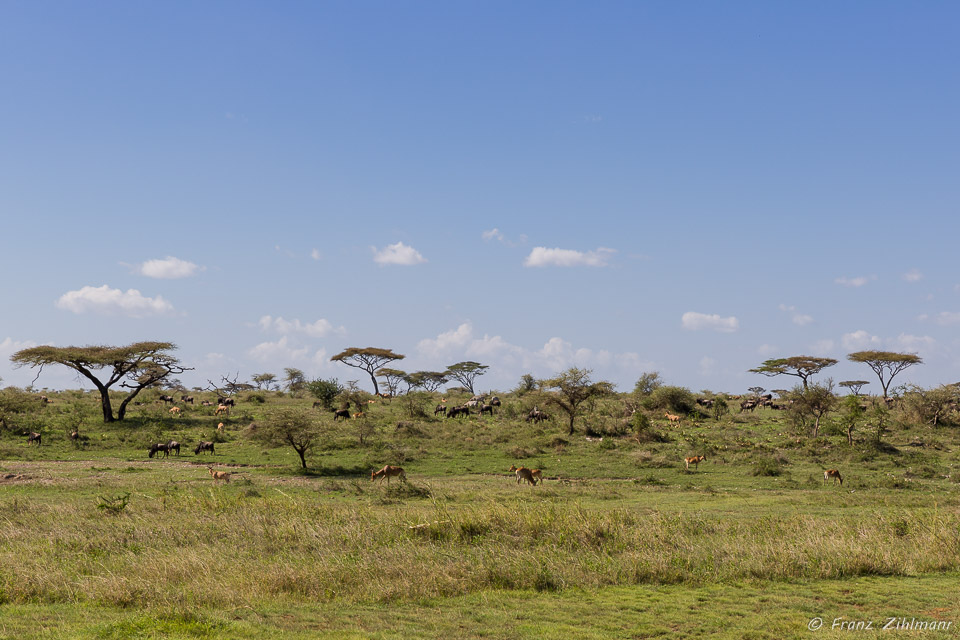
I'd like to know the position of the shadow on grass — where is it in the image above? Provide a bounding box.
[279,464,369,478]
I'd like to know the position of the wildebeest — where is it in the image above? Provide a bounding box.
[464,399,481,409]
[148,442,170,458]
[489,396,501,408]
[696,398,714,409]
[479,404,494,416]
[201,400,214,407]
[194,441,215,455]
[69,430,79,441]
[434,404,447,416]
[159,395,175,404]
[526,408,549,423]
[181,395,194,404]
[218,397,236,407]
[27,432,41,445]
[446,405,469,418]
[313,401,322,409]
[166,440,181,456]
[333,409,351,421]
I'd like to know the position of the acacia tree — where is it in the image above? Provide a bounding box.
[376,368,407,397]
[10,342,191,423]
[540,367,615,435]
[404,371,448,393]
[847,351,922,400]
[252,373,278,391]
[445,361,489,395]
[749,356,838,389]
[788,380,837,438]
[838,380,870,397]
[330,348,405,395]
[284,368,307,395]
[248,407,324,469]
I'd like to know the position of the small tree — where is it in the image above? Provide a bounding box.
[10,342,191,423]
[404,371,448,393]
[789,380,837,438]
[306,377,342,411]
[445,361,489,395]
[840,394,865,445]
[248,407,324,469]
[838,380,870,397]
[252,373,278,391]
[540,367,615,435]
[633,371,663,397]
[376,368,407,397]
[331,348,405,395]
[847,351,923,400]
[749,356,838,389]
[711,396,729,422]
[514,373,537,396]
[283,368,307,395]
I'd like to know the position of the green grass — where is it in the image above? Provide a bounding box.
[1,389,960,636]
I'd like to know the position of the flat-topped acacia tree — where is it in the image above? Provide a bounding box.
[330,347,404,396]
[10,342,191,423]
[540,367,615,435]
[445,361,489,395]
[848,351,922,400]
[749,356,838,389]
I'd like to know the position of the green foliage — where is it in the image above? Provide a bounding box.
[751,458,783,476]
[283,368,307,395]
[633,371,663,397]
[306,377,342,410]
[514,373,538,395]
[248,407,325,469]
[711,396,729,421]
[445,361,489,394]
[642,386,695,414]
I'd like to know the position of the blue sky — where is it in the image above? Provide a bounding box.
[1,2,958,394]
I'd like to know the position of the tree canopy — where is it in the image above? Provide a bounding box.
[10,342,190,423]
[847,351,922,400]
[404,371,449,393]
[445,361,489,395]
[247,407,324,469]
[749,356,838,389]
[330,348,405,395]
[540,367,615,435]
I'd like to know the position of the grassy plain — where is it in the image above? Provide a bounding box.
[1,388,959,638]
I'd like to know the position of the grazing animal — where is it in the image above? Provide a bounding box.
[740,399,758,412]
[434,404,447,416]
[27,432,41,446]
[684,455,706,471]
[148,442,170,458]
[312,401,322,409]
[479,404,494,416]
[490,396,501,408]
[166,440,181,456]
[333,409,350,421]
[201,400,214,407]
[353,412,365,419]
[208,467,232,482]
[215,404,229,416]
[526,408,548,423]
[169,406,181,415]
[39,395,50,404]
[377,392,393,400]
[159,395,175,404]
[69,430,79,441]
[464,399,481,409]
[530,468,543,484]
[665,413,681,424]
[222,398,236,407]
[194,441,215,455]
[217,422,224,432]
[824,469,843,486]
[509,465,538,486]
[181,395,194,404]
[371,465,406,484]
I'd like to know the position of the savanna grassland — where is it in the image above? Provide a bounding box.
[1,387,960,639]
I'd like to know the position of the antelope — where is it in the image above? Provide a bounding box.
[665,413,681,425]
[371,465,406,484]
[208,467,232,483]
[353,412,365,419]
[509,465,538,486]
[217,422,224,432]
[530,468,543,484]
[824,469,843,486]
[684,455,706,471]
[214,404,229,416]
[169,406,181,415]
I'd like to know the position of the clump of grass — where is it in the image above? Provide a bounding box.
[751,458,783,477]
[96,493,130,515]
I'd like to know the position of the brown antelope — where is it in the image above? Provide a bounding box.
[208,467,232,483]
[215,404,229,416]
[169,406,181,415]
[665,413,681,425]
[530,468,543,484]
[217,422,224,432]
[824,469,843,486]
[371,465,406,484]
[509,465,538,486]
[684,455,706,471]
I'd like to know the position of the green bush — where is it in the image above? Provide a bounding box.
[642,386,696,414]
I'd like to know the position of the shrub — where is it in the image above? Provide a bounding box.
[751,458,783,477]
[642,386,696,414]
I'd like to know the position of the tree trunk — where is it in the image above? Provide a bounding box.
[369,373,380,396]
[116,385,148,421]
[813,415,821,438]
[567,414,576,435]
[297,447,307,469]
[847,426,854,446]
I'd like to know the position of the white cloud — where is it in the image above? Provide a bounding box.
[893,334,934,352]
[56,285,174,318]
[372,242,426,266]
[835,275,873,288]
[681,312,739,333]
[523,246,616,268]
[0,337,39,356]
[778,304,813,326]
[902,269,923,283]
[258,315,343,338]
[841,330,882,351]
[481,228,504,242]
[310,249,322,261]
[247,336,310,363]
[417,323,475,359]
[137,256,202,279]
[934,312,960,326]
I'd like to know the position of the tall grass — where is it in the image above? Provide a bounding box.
[1,489,957,608]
